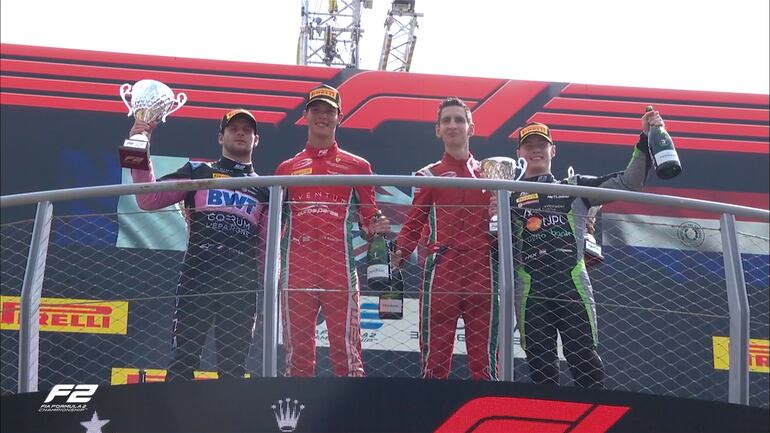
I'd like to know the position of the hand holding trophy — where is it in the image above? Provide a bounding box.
[480,156,527,234]
[119,80,187,169]
[567,166,604,265]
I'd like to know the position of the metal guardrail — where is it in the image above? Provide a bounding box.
[3,175,769,221]
[1,175,767,405]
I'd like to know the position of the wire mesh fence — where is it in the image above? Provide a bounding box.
[1,190,767,408]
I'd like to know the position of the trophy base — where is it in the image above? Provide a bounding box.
[120,136,150,170]
[489,216,498,235]
[584,237,604,266]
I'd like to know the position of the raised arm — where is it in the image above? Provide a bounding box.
[577,109,662,206]
[127,119,189,210]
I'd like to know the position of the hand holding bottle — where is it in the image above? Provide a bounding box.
[369,212,391,235]
[644,106,682,179]
[642,108,664,135]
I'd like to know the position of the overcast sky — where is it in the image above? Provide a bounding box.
[1,0,769,94]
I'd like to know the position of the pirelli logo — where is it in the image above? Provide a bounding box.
[308,87,337,100]
[291,167,312,176]
[110,367,249,384]
[0,296,128,335]
[712,336,769,373]
[516,193,539,204]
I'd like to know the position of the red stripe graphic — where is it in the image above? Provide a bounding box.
[529,112,769,139]
[472,81,549,137]
[1,43,339,80]
[0,76,305,110]
[469,420,567,433]
[0,93,286,125]
[569,405,632,433]
[561,83,769,106]
[339,97,478,130]
[337,70,504,113]
[538,130,768,154]
[433,397,629,433]
[545,97,769,123]
[1,59,321,94]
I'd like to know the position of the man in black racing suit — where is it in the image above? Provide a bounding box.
[507,110,662,388]
[129,109,268,381]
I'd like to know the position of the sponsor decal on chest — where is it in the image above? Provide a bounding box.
[206,190,258,214]
[291,167,313,176]
[516,193,539,206]
[523,209,568,232]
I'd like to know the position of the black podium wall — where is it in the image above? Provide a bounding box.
[2,377,768,433]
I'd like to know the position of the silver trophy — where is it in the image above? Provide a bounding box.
[481,156,527,233]
[584,205,604,265]
[567,166,604,265]
[118,79,187,169]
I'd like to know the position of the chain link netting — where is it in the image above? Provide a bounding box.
[737,230,769,407]
[0,218,33,395]
[1,194,767,408]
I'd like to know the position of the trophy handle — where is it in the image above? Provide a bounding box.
[515,157,528,181]
[119,83,133,116]
[567,166,575,178]
[162,92,188,122]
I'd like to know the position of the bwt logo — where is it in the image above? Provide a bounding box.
[44,384,98,403]
[207,190,257,214]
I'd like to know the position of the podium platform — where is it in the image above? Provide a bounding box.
[2,377,768,433]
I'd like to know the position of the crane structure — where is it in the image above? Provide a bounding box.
[378,0,421,72]
[298,0,373,68]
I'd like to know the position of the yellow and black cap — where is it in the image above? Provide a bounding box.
[517,122,553,146]
[305,84,342,111]
[220,109,257,133]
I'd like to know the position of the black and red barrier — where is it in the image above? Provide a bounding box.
[2,377,768,433]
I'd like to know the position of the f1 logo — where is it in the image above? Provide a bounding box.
[43,384,98,403]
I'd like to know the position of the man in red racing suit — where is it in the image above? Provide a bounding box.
[394,97,498,380]
[275,84,390,377]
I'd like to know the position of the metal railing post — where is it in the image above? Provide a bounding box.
[18,201,53,393]
[262,186,283,378]
[496,189,515,381]
[719,212,750,405]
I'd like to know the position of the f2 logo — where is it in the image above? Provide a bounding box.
[43,384,98,403]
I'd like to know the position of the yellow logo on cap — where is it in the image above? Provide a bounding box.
[520,124,549,138]
[226,110,243,120]
[309,88,338,100]
[516,193,539,203]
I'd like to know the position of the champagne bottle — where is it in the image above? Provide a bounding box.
[379,263,404,320]
[367,210,391,292]
[645,105,682,179]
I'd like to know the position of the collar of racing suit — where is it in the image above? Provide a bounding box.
[440,152,479,178]
[214,156,254,174]
[522,173,556,183]
[303,141,340,158]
